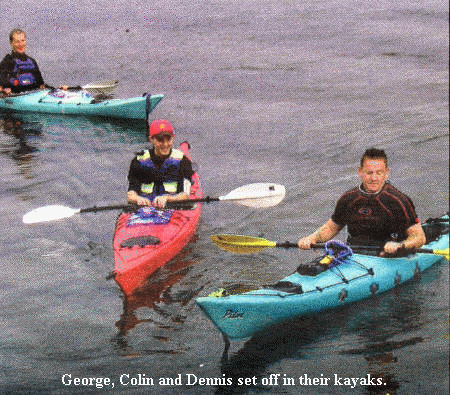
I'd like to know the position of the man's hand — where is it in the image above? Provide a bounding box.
[298,236,315,250]
[380,241,405,256]
[153,195,169,209]
[0,87,12,95]
[127,190,151,206]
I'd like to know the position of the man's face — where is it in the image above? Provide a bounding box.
[151,134,174,157]
[11,33,27,54]
[358,158,389,193]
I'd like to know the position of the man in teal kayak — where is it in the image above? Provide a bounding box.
[126,119,194,209]
[0,29,46,95]
[298,148,426,256]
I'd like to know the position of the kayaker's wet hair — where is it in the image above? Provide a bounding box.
[360,148,388,167]
[9,29,26,42]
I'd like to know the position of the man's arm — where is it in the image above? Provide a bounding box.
[127,190,151,206]
[382,222,426,256]
[0,57,12,95]
[298,219,343,249]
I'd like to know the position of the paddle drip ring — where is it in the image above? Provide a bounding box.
[324,241,353,267]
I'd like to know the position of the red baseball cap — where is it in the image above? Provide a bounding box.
[149,119,175,137]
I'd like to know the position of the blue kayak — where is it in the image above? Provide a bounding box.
[0,89,164,120]
[196,216,449,339]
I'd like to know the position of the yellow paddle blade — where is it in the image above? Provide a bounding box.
[210,234,276,254]
[433,248,449,260]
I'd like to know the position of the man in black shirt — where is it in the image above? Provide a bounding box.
[127,119,194,209]
[298,148,426,256]
[0,29,45,95]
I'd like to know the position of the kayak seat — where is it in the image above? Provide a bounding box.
[423,218,449,244]
[120,235,160,248]
[210,283,259,297]
[264,281,303,294]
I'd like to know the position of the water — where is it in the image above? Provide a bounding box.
[1,0,448,394]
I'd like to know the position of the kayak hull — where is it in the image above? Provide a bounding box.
[196,217,449,339]
[113,142,202,295]
[0,90,164,120]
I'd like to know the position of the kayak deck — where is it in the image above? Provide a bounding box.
[112,142,202,295]
[196,216,449,339]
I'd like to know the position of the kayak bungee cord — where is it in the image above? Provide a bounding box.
[210,242,377,298]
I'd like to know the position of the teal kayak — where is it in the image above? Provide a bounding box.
[0,89,164,120]
[196,216,449,339]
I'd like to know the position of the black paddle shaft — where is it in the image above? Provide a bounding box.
[166,196,220,208]
[78,198,220,214]
[276,241,299,248]
[275,242,326,249]
[79,204,135,214]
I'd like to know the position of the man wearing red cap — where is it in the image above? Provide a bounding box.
[126,119,194,209]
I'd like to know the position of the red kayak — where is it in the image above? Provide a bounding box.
[112,142,202,295]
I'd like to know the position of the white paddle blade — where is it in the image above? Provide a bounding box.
[220,183,286,208]
[23,205,80,224]
[82,80,118,96]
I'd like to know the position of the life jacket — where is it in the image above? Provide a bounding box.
[10,57,37,88]
[137,149,184,199]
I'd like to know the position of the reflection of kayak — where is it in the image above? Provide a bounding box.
[115,248,196,346]
[196,216,449,340]
[112,142,202,295]
[0,89,164,120]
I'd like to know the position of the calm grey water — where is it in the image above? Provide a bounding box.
[1,0,448,394]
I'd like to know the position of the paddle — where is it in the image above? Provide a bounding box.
[80,80,119,95]
[22,183,285,224]
[210,234,450,259]
[46,80,119,95]
[167,183,286,209]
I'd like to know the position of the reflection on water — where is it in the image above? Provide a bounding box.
[113,242,203,357]
[0,114,42,180]
[216,274,440,395]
